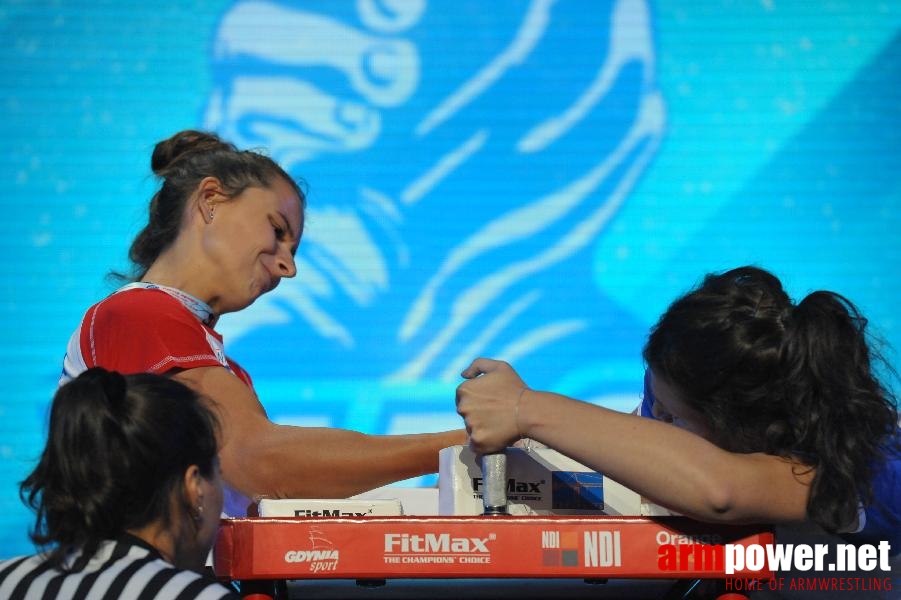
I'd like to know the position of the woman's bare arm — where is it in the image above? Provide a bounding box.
[457,358,812,524]
[175,366,467,500]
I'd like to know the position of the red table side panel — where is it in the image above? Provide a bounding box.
[213,516,774,580]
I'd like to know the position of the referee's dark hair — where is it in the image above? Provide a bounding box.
[20,368,220,571]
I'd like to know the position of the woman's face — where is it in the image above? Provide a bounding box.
[202,177,303,313]
[647,369,712,440]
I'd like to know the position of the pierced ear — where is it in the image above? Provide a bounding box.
[180,465,207,526]
[183,464,203,507]
[196,177,225,224]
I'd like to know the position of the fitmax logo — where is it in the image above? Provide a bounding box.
[472,477,544,495]
[294,509,368,517]
[384,533,493,553]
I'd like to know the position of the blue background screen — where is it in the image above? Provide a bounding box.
[1,1,899,555]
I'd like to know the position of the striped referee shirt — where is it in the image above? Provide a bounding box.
[0,534,239,600]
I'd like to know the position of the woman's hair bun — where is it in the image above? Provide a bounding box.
[150,129,237,175]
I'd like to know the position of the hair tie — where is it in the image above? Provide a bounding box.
[95,369,127,415]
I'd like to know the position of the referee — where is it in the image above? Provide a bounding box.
[0,369,239,599]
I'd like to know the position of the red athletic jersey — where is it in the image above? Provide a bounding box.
[60,286,253,387]
[60,284,258,516]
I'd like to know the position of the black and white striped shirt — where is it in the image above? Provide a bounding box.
[0,535,239,600]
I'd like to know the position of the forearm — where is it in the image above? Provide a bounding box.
[518,390,807,523]
[224,425,467,499]
[174,365,468,500]
[457,359,811,524]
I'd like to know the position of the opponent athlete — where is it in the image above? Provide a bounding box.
[457,266,900,550]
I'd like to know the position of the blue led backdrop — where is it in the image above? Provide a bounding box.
[1,1,899,555]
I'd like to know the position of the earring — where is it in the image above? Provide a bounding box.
[193,504,204,522]
[208,209,215,221]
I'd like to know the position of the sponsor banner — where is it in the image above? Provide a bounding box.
[213,516,773,580]
[256,498,403,518]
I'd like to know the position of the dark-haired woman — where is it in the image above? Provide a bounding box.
[457,266,899,553]
[59,130,466,515]
[0,368,238,600]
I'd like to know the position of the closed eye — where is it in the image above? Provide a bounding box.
[270,218,288,241]
[271,214,299,255]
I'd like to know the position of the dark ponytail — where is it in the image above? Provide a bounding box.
[780,291,898,531]
[20,368,220,570]
[644,266,898,533]
[124,129,305,280]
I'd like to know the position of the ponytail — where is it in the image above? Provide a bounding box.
[20,368,219,570]
[780,291,898,531]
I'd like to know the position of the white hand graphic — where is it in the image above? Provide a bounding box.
[205,0,665,384]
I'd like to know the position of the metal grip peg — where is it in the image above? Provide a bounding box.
[481,451,508,516]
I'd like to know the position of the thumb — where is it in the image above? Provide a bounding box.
[460,357,503,379]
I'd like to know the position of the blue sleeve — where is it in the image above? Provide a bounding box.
[639,369,657,420]
[847,430,901,555]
